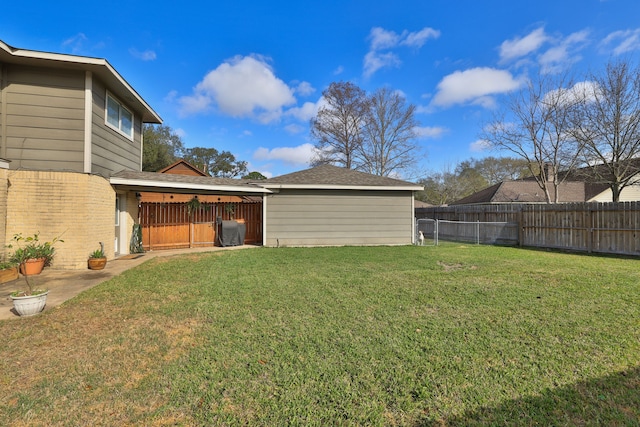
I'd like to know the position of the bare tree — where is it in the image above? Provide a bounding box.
[358,87,420,177]
[481,73,582,203]
[310,82,369,169]
[570,60,640,202]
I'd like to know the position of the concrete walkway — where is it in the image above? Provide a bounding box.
[0,245,257,320]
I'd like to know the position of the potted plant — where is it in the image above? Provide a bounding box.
[8,232,63,316]
[88,242,107,270]
[9,233,62,276]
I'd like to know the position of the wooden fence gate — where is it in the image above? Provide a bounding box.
[139,201,262,251]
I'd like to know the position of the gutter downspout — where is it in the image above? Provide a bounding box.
[83,71,92,173]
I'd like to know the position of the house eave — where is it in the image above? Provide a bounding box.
[0,40,162,124]
[260,184,423,191]
[109,177,272,195]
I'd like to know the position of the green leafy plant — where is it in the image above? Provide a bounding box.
[8,232,63,295]
[89,249,105,259]
[0,259,17,270]
[224,203,236,219]
[9,233,63,266]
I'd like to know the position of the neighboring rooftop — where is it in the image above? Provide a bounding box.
[262,164,423,190]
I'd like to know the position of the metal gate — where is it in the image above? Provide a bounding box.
[416,218,438,246]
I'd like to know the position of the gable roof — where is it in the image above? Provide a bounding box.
[0,40,161,124]
[157,159,207,176]
[450,180,603,205]
[261,164,423,191]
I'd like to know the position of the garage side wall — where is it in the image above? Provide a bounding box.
[264,189,414,247]
[5,170,115,269]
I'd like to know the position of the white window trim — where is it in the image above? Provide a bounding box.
[105,91,134,141]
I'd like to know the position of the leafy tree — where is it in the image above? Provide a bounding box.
[359,87,420,177]
[416,165,482,205]
[570,60,640,201]
[183,147,248,178]
[481,73,582,203]
[242,171,267,180]
[142,124,185,171]
[456,156,532,185]
[310,82,369,169]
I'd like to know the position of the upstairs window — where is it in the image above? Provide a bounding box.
[106,93,134,140]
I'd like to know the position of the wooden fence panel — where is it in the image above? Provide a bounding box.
[417,202,640,256]
[140,201,262,250]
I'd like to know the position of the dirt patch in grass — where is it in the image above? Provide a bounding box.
[437,260,478,272]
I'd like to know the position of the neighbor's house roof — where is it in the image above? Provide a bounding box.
[261,164,423,191]
[450,180,608,205]
[0,40,161,124]
[110,170,270,195]
[157,159,207,176]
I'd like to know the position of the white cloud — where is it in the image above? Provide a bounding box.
[363,26,439,78]
[539,30,590,74]
[284,124,305,134]
[62,33,88,54]
[286,100,320,122]
[174,128,187,138]
[543,80,599,107]
[401,27,441,48]
[430,67,523,109]
[178,55,296,121]
[470,139,491,152]
[363,51,401,78]
[295,81,315,96]
[129,48,157,61]
[369,27,402,50]
[253,143,315,166]
[414,126,447,139]
[500,27,549,62]
[333,65,344,75]
[600,29,640,55]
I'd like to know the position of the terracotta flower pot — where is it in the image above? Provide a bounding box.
[19,258,46,276]
[88,257,107,270]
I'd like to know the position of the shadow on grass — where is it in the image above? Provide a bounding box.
[420,366,640,426]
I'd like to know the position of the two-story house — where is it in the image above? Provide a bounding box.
[1,40,422,270]
[0,39,163,268]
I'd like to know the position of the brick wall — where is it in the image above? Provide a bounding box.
[5,171,116,269]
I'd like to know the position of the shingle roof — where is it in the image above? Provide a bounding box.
[262,164,422,188]
[450,180,599,205]
[110,165,423,193]
[110,170,268,194]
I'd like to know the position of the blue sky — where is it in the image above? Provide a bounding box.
[2,0,640,179]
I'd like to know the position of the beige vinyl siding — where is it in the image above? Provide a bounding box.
[590,183,640,202]
[91,79,142,176]
[3,65,85,171]
[265,189,414,246]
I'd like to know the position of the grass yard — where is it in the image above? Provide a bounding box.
[0,244,639,426]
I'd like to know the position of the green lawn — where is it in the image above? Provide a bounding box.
[1,245,639,426]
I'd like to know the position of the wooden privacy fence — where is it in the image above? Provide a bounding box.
[416,202,640,256]
[139,202,262,251]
